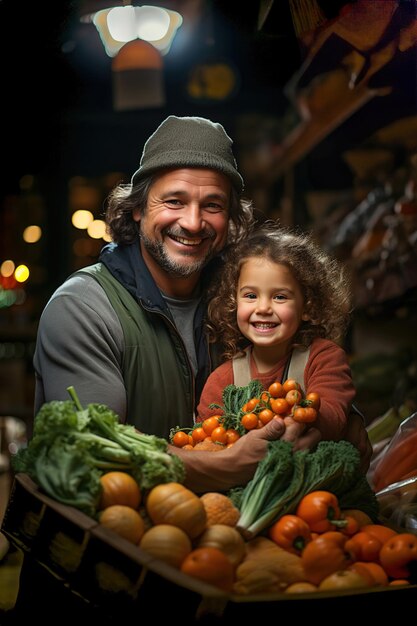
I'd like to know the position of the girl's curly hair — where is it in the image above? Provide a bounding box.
[205,222,353,360]
[104,173,255,245]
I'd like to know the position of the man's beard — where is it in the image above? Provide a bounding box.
[140,230,216,278]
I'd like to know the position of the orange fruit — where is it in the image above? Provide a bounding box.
[241,412,258,430]
[192,427,207,444]
[360,524,397,544]
[202,416,222,435]
[172,431,191,448]
[99,504,145,544]
[99,471,142,510]
[349,561,388,586]
[180,547,234,591]
[268,381,284,398]
[200,492,240,527]
[270,398,290,415]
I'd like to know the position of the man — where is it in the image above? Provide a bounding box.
[34,115,318,492]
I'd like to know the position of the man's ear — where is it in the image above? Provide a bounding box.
[132,208,141,223]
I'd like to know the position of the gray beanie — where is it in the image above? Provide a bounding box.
[131,115,244,192]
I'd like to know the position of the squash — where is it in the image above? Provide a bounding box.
[99,471,141,510]
[244,536,280,558]
[146,482,207,539]
[197,524,246,567]
[233,569,281,595]
[200,492,240,527]
[234,541,306,594]
[99,504,145,544]
[139,524,192,568]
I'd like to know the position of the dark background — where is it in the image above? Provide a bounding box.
[0,1,301,195]
[0,0,416,423]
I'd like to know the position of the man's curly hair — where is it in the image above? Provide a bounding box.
[205,222,353,360]
[104,173,254,245]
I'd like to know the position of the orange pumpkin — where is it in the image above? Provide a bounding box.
[146,482,207,538]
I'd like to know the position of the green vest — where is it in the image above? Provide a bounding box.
[77,264,194,439]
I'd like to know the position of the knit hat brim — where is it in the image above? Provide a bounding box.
[131,116,244,192]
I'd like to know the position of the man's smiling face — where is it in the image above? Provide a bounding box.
[134,168,231,289]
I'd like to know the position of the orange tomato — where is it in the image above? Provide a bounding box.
[293,406,317,423]
[360,524,397,544]
[192,427,207,444]
[172,430,192,448]
[225,428,240,445]
[270,397,290,415]
[180,547,235,591]
[99,471,141,510]
[245,397,260,412]
[282,379,301,394]
[258,408,274,425]
[202,416,222,435]
[241,412,259,430]
[268,382,284,398]
[211,426,228,444]
[349,562,388,586]
[285,389,302,406]
[305,392,320,410]
[345,531,383,562]
[379,533,417,579]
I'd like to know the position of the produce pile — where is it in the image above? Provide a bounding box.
[91,474,417,595]
[11,381,417,598]
[12,387,185,517]
[233,439,378,539]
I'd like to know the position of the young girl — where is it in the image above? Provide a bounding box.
[197,222,359,448]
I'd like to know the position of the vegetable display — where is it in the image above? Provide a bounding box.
[12,387,185,516]
[234,440,378,539]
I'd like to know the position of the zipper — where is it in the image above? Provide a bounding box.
[140,300,196,418]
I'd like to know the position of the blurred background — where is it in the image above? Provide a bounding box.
[0,0,417,433]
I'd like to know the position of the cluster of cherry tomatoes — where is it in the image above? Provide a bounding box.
[170,378,320,450]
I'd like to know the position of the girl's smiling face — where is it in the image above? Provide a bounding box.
[236,257,308,360]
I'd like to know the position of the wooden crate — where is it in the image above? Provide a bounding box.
[2,473,416,622]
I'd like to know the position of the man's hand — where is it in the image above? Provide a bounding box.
[280,416,322,452]
[172,417,285,494]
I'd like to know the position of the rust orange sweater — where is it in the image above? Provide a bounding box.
[196,338,355,441]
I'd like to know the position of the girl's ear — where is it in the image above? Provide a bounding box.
[301,312,310,321]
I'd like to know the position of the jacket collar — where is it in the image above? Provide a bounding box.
[99,240,167,313]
